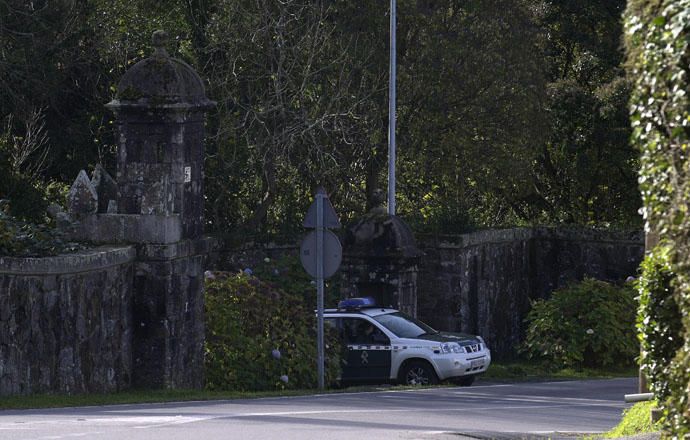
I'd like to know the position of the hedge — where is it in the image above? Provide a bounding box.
[625,0,690,436]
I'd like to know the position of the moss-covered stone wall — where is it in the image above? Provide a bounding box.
[0,247,135,395]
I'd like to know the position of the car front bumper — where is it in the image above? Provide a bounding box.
[434,350,491,380]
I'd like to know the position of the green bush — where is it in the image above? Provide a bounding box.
[637,245,683,404]
[204,271,341,391]
[252,255,341,310]
[522,278,638,369]
[0,201,83,257]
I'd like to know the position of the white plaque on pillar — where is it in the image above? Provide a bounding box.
[184,166,191,183]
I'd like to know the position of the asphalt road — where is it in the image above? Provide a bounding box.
[0,377,637,440]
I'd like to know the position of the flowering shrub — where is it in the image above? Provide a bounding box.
[204,271,341,391]
[522,278,637,368]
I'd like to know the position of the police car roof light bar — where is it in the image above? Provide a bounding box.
[337,297,376,310]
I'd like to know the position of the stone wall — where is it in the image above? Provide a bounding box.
[0,247,135,395]
[213,227,644,360]
[0,226,643,396]
[132,240,211,389]
[210,242,298,273]
[417,227,644,359]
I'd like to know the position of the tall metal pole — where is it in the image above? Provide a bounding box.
[316,192,325,390]
[388,0,397,216]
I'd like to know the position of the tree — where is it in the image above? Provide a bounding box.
[393,0,547,231]
[529,0,640,227]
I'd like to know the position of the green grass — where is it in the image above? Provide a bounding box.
[481,361,639,382]
[0,388,327,411]
[0,362,638,411]
[598,401,661,438]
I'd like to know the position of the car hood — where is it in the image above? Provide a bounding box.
[414,331,481,345]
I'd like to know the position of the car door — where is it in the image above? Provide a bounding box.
[341,317,391,382]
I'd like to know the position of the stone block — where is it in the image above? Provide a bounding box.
[70,214,183,244]
[91,165,119,214]
[67,170,98,217]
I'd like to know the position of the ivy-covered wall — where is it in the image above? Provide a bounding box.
[625,0,690,436]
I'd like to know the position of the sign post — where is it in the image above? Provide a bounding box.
[301,187,341,390]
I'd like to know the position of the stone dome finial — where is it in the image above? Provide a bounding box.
[152,30,169,57]
[106,29,215,109]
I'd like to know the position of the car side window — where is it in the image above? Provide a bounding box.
[325,317,342,339]
[342,318,390,345]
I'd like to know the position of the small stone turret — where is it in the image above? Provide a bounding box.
[106,30,214,240]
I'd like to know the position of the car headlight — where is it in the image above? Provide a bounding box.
[439,343,463,354]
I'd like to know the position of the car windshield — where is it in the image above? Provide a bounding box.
[373,312,438,338]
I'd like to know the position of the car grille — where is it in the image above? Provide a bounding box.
[464,343,481,353]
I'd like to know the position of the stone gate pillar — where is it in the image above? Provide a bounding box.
[341,191,421,316]
[104,31,215,389]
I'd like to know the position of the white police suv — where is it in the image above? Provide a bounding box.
[325,298,491,386]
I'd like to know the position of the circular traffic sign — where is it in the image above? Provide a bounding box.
[300,230,342,279]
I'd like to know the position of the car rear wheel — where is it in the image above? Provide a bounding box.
[400,360,439,386]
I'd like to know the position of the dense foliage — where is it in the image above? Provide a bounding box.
[204,271,341,391]
[0,0,641,246]
[625,0,690,436]
[528,2,639,226]
[0,201,82,257]
[522,278,637,369]
[636,245,683,405]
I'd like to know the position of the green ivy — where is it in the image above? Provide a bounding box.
[521,278,637,369]
[204,272,341,391]
[625,0,690,436]
[636,245,683,405]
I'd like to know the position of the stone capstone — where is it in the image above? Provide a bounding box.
[67,170,98,217]
[344,212,420,259]
[69,214,183,244]
[91,165,118,214]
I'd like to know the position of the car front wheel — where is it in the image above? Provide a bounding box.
[400,360,439,386]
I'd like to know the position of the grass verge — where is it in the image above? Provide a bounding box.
[0,388,324,411]
[481,361,638,382]
[595,401,661,438]
[0,362,638,411]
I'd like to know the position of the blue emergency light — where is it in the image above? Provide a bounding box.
[337,297,376,310]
